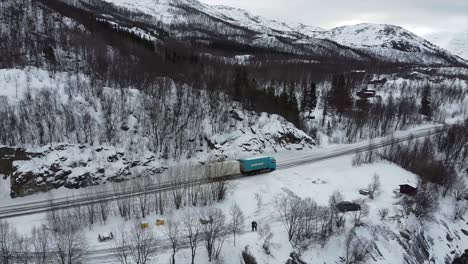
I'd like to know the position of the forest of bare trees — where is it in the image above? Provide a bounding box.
[352,121,468,220]
[0,197,237,264]
[0,161,239,263]
[1,0,466,160]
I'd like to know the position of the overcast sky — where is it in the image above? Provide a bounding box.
[201,0,468,35]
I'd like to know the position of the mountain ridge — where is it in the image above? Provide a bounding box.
[424,31,468,60]
[94,0,467,66]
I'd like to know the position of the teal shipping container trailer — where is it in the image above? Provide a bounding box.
[238,157,276,175]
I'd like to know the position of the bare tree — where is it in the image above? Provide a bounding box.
[31,226,49,264]
[182,209,203,264]
[328,190,344,229]
[200,207,227,262]
[344,229,371,264]
[169,167,186,210]
[229,203,245,246]
[46,210,88,264]
[101,92,118,144]
[114,227,131,264]
[135,176,152,218]
[352,200,368,226]
[0,220,17,264]
[82,189,97,225]
[156,176,167,215]
[164,213,181,264]
[412,184,439,220]
[299,197,319,240]
[274,189,303,242]
[368,174,381,199]
[15,234,31,264]
[206,161,231,202]
[97,189,110,224]
[128,222,157,264]
[186,167,204,207]
[452,177,467,201]
[209,181,228,202]
[114,181,132,219]
[258,223,273,255]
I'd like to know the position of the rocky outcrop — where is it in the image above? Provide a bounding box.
[0,147,42,176]
[8,145,168,198]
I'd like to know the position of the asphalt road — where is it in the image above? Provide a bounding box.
[0,126,444,220]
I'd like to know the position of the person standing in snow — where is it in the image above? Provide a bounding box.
[251,221,257,231]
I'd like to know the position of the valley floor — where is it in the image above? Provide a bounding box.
[2,125,467,264]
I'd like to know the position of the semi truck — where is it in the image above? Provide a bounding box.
[206,156,276,178]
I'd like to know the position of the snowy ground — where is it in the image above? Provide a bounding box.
[4,147,466,263]
[1,66,466,262]
[0,123,438,208]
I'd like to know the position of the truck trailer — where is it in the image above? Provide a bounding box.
[238,156,276,175]
[207,160,241,178]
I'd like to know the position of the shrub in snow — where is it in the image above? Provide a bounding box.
[368,173,381,200]
[378,208,389,221]
[255,193,263,211]
[453,200,468,220]
[258,223,273,255]
[344,228,372,264]
[275,189,344,249]
[286,252,306,264]
[351,199,369,227]
[400,184,439,220]
[241,246,258,264]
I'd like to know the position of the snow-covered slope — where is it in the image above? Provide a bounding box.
[312,23,434,50]
[424,31,468,60]
[94,0,467,66]
[308,23,467,65]
[211,5,325,37]
[0,67,314,197]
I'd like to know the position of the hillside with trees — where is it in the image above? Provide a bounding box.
[0,0,467,263]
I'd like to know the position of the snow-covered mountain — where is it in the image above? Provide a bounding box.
[424,31,468,60]
[210,5,325,36]
[91,0,467,66]
[312,23,436,51]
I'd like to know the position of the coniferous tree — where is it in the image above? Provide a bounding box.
[279,85,289,108]
[287,84,300,127]
[301,82,317,115]
[308,82,318,112]
[233,67,247,101]
[301,81,309,112]
[329,74,353,121]
[327,121,333,137]
[322,91,329,127]
[420,85,431,119]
